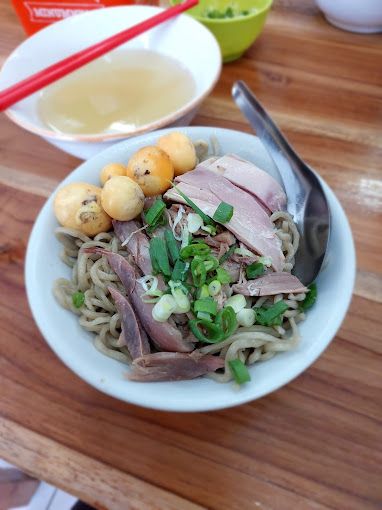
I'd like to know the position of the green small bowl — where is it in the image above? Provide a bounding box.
[170,0,273,63]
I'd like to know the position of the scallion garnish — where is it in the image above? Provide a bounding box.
[171,259,189,282]
[180,242,211,259]
[256,300,288,326]
[145,199,167,234]
[164,229,179,265]
[189,319,223,343]
[72,291,85,308]
[229,359,251,384]
[145,198,166,225]
[149,237,171,277]
[215,306,238,339]
[213,201,234,223]
[194,297,218,316]
[215,267,231,284]
[246,262,265,279]
[191,258,207,287]
[196,284,210,299]
[299,282,317,311]
[171,183,215,226]
[203,255,219,272]
[219,244,236,264]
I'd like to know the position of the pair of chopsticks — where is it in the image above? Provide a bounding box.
[0,0,198,112]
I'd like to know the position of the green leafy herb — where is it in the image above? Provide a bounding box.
[229,359,251,384]
[194,297,218,316]
[246,262,265,279]
[219,244,236,264]
[149,237,171,277]
[299,282,317,311]
[72,291,85,308]
[213,202,234,224]
[171,183,215,226]
[164,229,179,265]
[256,300,288,326]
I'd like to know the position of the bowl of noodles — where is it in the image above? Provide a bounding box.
[25,126,355,412]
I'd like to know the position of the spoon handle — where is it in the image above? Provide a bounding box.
[232,80,307,218]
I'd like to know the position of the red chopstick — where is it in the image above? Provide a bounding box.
[0,0,198,111]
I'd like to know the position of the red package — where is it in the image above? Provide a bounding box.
[11,0,158,35]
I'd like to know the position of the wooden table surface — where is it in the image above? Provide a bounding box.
[1,1,381,509]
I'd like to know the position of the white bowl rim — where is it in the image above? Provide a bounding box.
[2,5,222,143]
[25,126,356,412]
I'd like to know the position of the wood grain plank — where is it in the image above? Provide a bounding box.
[0,417,205,510]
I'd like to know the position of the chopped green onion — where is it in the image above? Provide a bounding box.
[169,280,190,313]
[145,199,166,225]
[187,213,204,234]
[219,244,236,264]
[234,247,254,257]
[171,183,214,225]
[299,283,317,311]
[152,294,177,322]
[201,225,217,236]
[258,256,272,267]
[229,359,251,385]
[196,284,210,299]
[197,311,212,321]
[180,226,190,249]
[236,308,256,327]
[189,319,223,343]
[208,280,221,296]
[194,297,218,316]
[256,300,288,326]
[72,291,85,308]
[149,237,171,277]
[180,242,211,259]
[246,262,265,279]
[203,255,219,272]
[216,267,231,284]
[164,229,179,265]
[224,294,246,313]
[215,306,238,339]
[171,259,188,282]
[191,258,207,287]
[149,242,160,274]
[213,202,234,223]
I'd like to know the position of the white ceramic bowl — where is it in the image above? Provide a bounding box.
[315,0,382,33]
[0,6,221,160]
[25,127,355,412]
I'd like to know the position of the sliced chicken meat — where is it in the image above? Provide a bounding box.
[84,247,194,353]
[232,272,308,296]
[197,153,287,213]
[113,220,152,275]
[165,169,285,271]
[108,286,150,360]
[129,351,224,382]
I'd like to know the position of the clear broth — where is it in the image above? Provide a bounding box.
[38,49,196,136]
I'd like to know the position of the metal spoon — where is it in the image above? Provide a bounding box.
[232,80,330,285]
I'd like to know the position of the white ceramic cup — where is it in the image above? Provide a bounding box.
[315,0,382,33]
